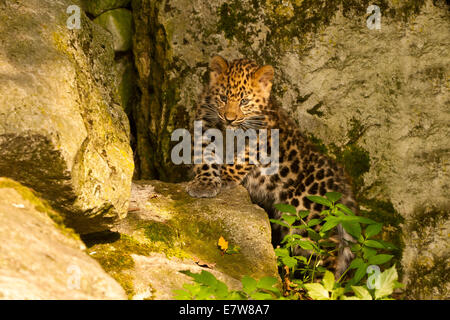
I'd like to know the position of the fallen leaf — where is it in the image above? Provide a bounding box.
[218,236,229,252]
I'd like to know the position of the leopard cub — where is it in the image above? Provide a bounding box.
[186,55,356,277]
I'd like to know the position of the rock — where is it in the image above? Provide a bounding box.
[130,0,449,299]
[0,0,134,234]
[0,178,126,299]
[94,8,133,52]
[82,0,131,17]
[85,180,280,299]
[114,54,137,116]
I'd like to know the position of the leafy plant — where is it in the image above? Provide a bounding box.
[173,270,287,300]
[270,192,401,299]
[175,192,402,300]
[303,265,402,300]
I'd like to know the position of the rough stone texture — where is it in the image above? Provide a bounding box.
[86,180,279,299]
[0,0,134,234]
[131,0,449,298]
[0,178,126,300]
[82,0,131,17]
[114,54,137,116]
[94,8,133,52]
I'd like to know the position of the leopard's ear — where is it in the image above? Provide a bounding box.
[253,65,274,93]
[209,55,228,86]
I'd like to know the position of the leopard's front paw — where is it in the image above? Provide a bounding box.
[220,179,239,190]
[186,178,221,198]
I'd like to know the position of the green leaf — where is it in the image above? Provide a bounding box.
[368,254,393,265]
[269,219,290,228]
[322,270,335,291]
[297,240,314,251]
[274,203,297,215]
[338,215,377,224]
[241,276,257,294]
[250,292,274,300]
[294,255,308,264]
[336,203,355,216]
[307,219,321,227]
[365,240,385,249]
[307,229,321,242]
[225,245,241,255]
[374,265,398,299]
[282,214,297,226]
[173,289,192,300]
[349,258,365,269]
[321,216,340,232]
[353,263,369,284]
[377,240,398,250]
[341,221,361,239]
[196,270,218,287]
[362,247,377,259]
[325,192,342,202]
[298,210,310,219]
[331,287,345,300]
[281,256,298,268]
[256,277,281,298]
[351,286,373,300]
[304,283,329,300]
[365,223,383,238]
[306,195,332,207]
[274,247,290,257]
[256,277,278,291]
[214,280,230,298]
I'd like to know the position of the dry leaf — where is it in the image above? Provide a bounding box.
[218,236,229,252]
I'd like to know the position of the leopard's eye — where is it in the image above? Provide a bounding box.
[220,95,228,103]
[240,99,250,106]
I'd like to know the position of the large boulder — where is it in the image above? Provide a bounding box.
[130,0,449,299]
[85,180,279,299]
[0,0,134,234]
[0,178,126,299]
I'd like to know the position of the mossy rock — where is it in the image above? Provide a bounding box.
[86,180,280,299]
[0,0,134,234]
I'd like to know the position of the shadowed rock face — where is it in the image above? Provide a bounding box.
[0,178,126,299]
[131,0,449,299]
[0,0,134,234]
[85,180,280,299]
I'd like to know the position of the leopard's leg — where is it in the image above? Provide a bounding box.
[186,163,222,198]
[186,131,222,198]
[221,163,254,190]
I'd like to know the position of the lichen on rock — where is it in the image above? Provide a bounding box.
[0,0,134,234]
[85,180,280,300]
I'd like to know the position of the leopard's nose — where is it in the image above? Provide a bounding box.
[224,111,237,122]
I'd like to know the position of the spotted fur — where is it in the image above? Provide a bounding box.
[186,55,356,278]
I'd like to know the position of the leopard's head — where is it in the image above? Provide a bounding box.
[201,55,274,130]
